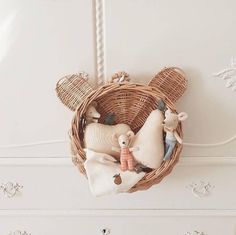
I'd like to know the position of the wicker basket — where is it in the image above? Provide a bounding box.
[56,67,187,193]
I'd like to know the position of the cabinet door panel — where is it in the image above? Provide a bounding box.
[0,0,95,157]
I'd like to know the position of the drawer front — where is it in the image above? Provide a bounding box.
[0,163,236,210]
[0,215,235,235]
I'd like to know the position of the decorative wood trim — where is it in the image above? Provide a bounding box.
[8,231,30,235]
[0,209,236,217]
[179,156,236,166]
[0,182,23,198]
[186,181,215,198]
[101,228,111,235]
[213,57,236,92]
[93,0,106,86]
[184,232,207,235]
[0,156,236,166]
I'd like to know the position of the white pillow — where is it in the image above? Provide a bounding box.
[84,149,145,197]
[84,123,131,159]
[131,109,164,169]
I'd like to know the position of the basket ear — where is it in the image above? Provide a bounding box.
[55,73,94,111]
[148,67,188,103]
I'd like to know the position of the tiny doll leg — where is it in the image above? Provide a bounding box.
[127,158,135,171]
[164,141,170,155]
[127,155,135,171]
[163,146,172,161]
[120,159,128,171]
[163,140,176,161]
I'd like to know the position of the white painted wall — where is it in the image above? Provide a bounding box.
[0,0,95,157]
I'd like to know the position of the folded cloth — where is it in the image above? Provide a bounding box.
[84,149,145,197]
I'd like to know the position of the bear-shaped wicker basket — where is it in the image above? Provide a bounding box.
[56,67,187,193]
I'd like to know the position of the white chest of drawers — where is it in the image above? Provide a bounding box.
[0,158,236,211]
[1,0,236,234]
[1,157,236,235]
[0,212,236,235]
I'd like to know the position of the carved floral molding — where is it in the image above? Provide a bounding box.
[186,181,215,198]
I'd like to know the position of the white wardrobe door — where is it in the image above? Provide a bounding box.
[104,0,236,158]
[0,0,95,157]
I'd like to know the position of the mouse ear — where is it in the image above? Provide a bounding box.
[127,130,134,139]
[55,72,94,111]
[178,112,188,121]
[165,108,172,115]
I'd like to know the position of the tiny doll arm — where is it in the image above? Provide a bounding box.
[112,146,120,152]
[129,146,139,152]
[174,131,183,144]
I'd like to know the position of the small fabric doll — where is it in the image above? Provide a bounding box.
[112,131,139,171]
[84,101,101,124]
[156,99,166,112]
[163,109,188,161]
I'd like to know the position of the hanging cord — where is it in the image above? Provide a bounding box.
[0,134,235,149]
[0,140,67,148]
[183,134,236,147]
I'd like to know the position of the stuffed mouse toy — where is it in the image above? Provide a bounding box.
[163,109,188,161]
[112,131,139,171]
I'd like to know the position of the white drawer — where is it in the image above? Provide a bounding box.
[0,212,235,235]
[0,159,236,210]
